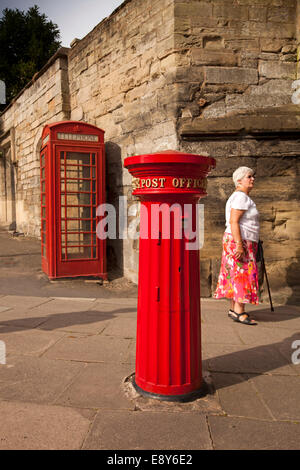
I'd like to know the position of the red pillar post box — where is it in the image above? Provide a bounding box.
[124,150,216,401]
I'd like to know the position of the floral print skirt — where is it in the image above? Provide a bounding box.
[214,232,259,305]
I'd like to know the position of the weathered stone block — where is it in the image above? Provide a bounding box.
[202,101,226,119]
[174,16,191,34]
[205,67,258,85]
[191,49,238,67]
[174,2,213,19]
[267,6,294,23]
[239,20,295,38]
[259,61,296,79]
[224,38,260,52]
[260,38,284,52]
[213,2,248,20]
[249,6,267,21]
[225,93,290,113]
[256,157,298,177]
[203,36,223,50]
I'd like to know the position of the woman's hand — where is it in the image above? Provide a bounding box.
[230,208,246,260]
[235,242,244,260]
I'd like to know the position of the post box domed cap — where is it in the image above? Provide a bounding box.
[124,150,216,168]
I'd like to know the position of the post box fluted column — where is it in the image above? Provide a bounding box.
[124,150,216,401]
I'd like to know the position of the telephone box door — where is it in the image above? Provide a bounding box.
[55,145,105,278]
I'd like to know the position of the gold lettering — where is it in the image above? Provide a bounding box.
[159,178,166,188]
[145,179,151,188]
[187,178,193,188]
[172,178,179,188]
[141,179,146,188]
[152,178,158,188]
[179,178,186,188]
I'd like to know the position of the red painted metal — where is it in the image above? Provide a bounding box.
[40,121,107,280]
[124,150,216,399]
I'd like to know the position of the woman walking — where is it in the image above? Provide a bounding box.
[214,167,260,325]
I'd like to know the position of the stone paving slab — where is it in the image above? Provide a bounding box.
[201,322,243,345]
[249,374,300,421]
[0,327,66,357]
[0,355,84,405]
[89,301,138,317]
[23,297,98,315]
[43,333,132,364]
[83,410,213,450]
[203,341,298,376]
[101,317,137,338]
[210,372,274,420]
[208,415,300,450]
[0,400,94,450]
[35,310,114,335]
[54,362,135,411]
[234,323,300,346]
[0,295,51,310]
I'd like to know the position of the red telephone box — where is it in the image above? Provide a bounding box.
[40,121,107,280]
[124,150,216,401]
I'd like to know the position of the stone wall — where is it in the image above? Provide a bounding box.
[174,0,297,121]
[174,0,300,303]
[0,50,70,235]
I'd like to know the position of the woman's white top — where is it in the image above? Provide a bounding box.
[225,191,260,242]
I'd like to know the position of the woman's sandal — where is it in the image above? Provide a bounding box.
[228,309,237,320]
[230,311,257,325]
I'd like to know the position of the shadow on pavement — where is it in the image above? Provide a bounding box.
[0,307,136,334]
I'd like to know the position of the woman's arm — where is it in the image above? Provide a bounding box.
[230,208,246,259]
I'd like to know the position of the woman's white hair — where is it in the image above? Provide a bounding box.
[232,166,254,188]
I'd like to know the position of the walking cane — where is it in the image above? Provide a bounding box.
[258,241,274,312]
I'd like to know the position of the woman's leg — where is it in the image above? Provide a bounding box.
[233,301,257,324]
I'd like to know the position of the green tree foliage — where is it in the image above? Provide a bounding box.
[0,5,61,106]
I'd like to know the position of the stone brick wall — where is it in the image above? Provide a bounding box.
[174,0,300,303]
[174,0,297,121]
[0,50,70,236]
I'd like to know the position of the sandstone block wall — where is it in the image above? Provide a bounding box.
[0,50,70,236]
[173,0,297,121]
[174,0,300,304]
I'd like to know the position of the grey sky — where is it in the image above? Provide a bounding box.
[0,0,124,47]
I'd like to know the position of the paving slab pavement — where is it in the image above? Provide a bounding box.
[0,229,300,450]
[0,293,299,450]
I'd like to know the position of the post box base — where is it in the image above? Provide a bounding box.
[132,376,208,403]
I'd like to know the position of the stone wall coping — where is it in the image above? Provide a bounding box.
[0,47,70,117]
[180,104,300,138]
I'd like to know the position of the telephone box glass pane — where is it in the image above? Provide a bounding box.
[67,246,91,259]
[66,152,90,166]
[59,150,98,261]
[62,166,91,179]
